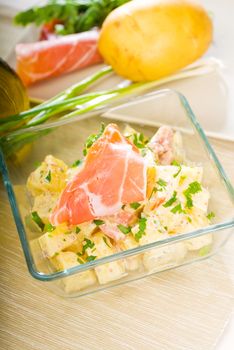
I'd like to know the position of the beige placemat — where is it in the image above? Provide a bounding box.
[0,139,233,350]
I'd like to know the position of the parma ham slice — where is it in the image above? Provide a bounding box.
[16,30,102,86]
[51,124,147,225]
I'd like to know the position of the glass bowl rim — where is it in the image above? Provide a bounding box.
[0,88,233,281]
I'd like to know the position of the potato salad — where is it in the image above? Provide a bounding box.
[27,123,214,293]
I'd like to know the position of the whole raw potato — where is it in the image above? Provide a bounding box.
[98,0,213,81]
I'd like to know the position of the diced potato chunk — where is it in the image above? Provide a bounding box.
[186,234,212,251]
[132,215,187,271]
[64,231,85,253]
[39,224,77,258]
[78,221,97,237]
[89,232,126,284]
[118,234,142,271]
[178,166,203,190]
[172,131,186,163]
[190,188,210,213]
[27,155,68,196]
[51,252,96,293]
[143,242,187,272]
[32,192,59,223]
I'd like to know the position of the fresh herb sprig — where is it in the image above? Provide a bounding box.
[183,181,202,208]
[163,191,177,208]
[14,0,131,35]
[83,123,105,156]
[117,224,131,235]
[31,211,45,231]
[134,217,147,242]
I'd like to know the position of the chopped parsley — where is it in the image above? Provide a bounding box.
[179,175,187,185]
[172,160,180,166]
[163,191,177,208]
[31,211,45,231]
[171,203,185,214]
[75,226,81,234]
[83,238,95,251]
[207,212,215,220]
[34,161,41,168]
[83,123,105,156]
[183,181,202,208]
[117,224,131,235]
[86,255,97,262]
[133,133,145,149]
[93,219,105,226]
[199,245,211,257]
[44,223,55,232]
[72,159,82,168]
[77,257,84,264]
[140,148,148,157]
[173,164,182,178]
[135,217,147,242]
[130,202,141,210]
[77,238,95,257]
[187,216,192,223]
[157,178,167,188]
[103,236,111,248]
[45,170,51,183]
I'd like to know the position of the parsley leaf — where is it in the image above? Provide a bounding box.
[163,191,177,208]
[199,245,211,257]
[86,255,97,262]
[83,123,105,156]
[157,178,167,187]
[130,202,141,210]
[173,164,182,178]
[93,219,105,226]
[83,238,95,251]
[45,170,51,183]
[31,211,44,231]
[171,203,185,214]
[183,181,202,208]
[133,133,145,149]
[44,223,55,232]
[172,160,180,166]
[34,161,41,168]
[207,212,215,220]
[14,1,131,36]
[72,159,82,168]
[77,257,84,264]
[75,226,81,234]
[117,224,131,235]
[135,217,147,242]
[103,236,111,248]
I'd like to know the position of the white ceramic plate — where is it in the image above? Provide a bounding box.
[2,0,234,142]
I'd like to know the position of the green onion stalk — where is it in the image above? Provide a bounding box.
[0,63,197,158]
[0,65,113,133]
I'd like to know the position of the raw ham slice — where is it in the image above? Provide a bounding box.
[16,30,102,86]
[51,124,147,225]
[148,126,174,165]
[99,223,125,241]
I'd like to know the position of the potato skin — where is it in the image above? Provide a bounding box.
[98,0,213,81]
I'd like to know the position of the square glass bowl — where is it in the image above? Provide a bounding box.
[0,89,233,298]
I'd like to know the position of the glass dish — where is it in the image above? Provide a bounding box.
[0,89,233,298]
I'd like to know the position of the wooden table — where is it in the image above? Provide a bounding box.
[0,2,233,347]
[0,138,233,350]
